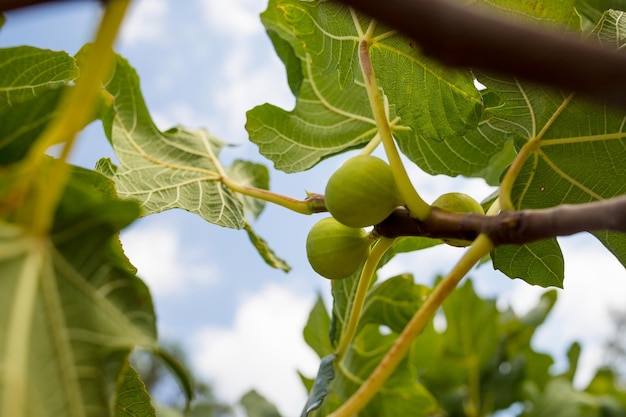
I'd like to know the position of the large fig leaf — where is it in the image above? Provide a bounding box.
[97,53,244,228]
[485,10,626,286]
[249,0,484,174]
[0,163,157,417]
[318,275,440,416]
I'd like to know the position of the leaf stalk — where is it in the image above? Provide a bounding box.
[16,0,131,234]
[357,38,431,220]
[334,236,395,360]
[220,175,326,215]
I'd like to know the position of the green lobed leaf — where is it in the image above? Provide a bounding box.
[301,354,337,417]
[491,239,565,288]
[561,342,582,382]
[356,273,430,334]
[410,280,555,415]
[0,84,104,166]
[246,57,378,173]
[394,115,512,179]
[303,294,334,358]
[97,52,245,228]
[327,275,440,416]
[520,378,607,417]
[0,87,64,164]
[477,10,626,283]
[240,390,282,417]
[0,163,157,417]
[474,0,579,26]
[250,0,484,174]
[584,367,626,410]
[576,1,626,29]
[0,46,78,110]
[114,362,157,417]
[337,328,440,417]
[227,159,270,220]
[243,222,291,272]
[329,266,363,347]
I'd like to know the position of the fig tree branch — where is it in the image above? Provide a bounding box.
[373,195,626,246]
[0,0,102,13]
[332,0,626,109]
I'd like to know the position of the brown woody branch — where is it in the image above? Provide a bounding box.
[373,195,626,246]
[332,0,626,109]
[0,0,102,13]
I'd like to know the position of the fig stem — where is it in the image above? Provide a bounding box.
[357,33,431,221]
[13,0,130,234]
[498,92,575,210]
[328,234,494,417]
[358,131,381,156]
[220,175,325,215]
[334,236,395,361]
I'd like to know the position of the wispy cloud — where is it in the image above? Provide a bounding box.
[191,283,319,416]
[200,0,266,36]
[119,0,169,46]
[121,220,220,297]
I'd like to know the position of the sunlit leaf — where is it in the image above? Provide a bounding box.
[97,53,245,229]
[246,56,377,173]
[250,0,484,173]
[243,222,291,272]
[0,46,77,109]
[227,159,270,219]
[329,275,440,416]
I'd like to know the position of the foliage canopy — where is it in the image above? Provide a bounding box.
[0,0,625,416]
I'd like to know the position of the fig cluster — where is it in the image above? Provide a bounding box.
[306,155,404,279]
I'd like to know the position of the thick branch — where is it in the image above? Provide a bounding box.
[0,0,102,13]
[374,196,626,246]
[333,0,626,109]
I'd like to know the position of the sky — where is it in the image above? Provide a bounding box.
[1,1,625,416]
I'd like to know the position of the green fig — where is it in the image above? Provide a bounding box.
[325,155,403,228]
[432,192,484,247]
[306,217,371,280]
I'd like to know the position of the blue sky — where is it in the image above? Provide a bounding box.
[2,1,625,415]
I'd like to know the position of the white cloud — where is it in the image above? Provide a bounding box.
[121,220,219,296]
[119,0,168,46]
[200,0,266,36]
[191,283,319,417]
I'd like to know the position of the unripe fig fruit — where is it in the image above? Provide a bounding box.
[432,192,485,247]
[325,155,403,228]
[306,217,370,280]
